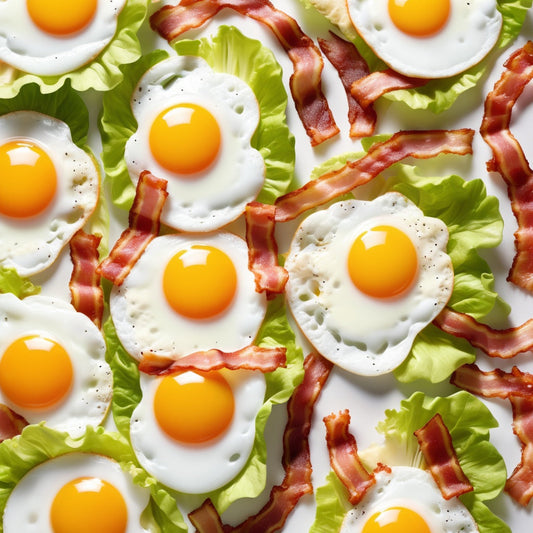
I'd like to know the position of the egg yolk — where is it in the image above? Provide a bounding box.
[153,370,235,444]
[347,225,418,299]
[0,140,57,219]
[50,477,128,533]
[162,245,237,320]
[149,103,221,175]
[361,506,432,532]
[0,335,73,410]
[27,0,97,36]
[388,0,450,37]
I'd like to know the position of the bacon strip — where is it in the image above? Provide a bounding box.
[138,345,287,375]
[97,171,168,286]
[274,129,474,222]
[324,410,375,504]
[189,500,227,533]
[69,230,104,329]
[434,307,533,359]
[414,413,473,500]
[350,69,429,109]
[245,202,288,297]
[318,31,377,139]
[0,405,28,443]
[150,0,339,146]
[480,41,533,291]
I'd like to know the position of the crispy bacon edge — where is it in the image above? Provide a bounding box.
[0,404,28,443]
[414,413,473,500]
[138,345,287,375]
[97,171,168,286]
[480,41,533,291]
[150,0,339,146]
[69,229,104,329]
[245,202,288,297]
[274,128,474,222]
[188,352,333,533]
[323,409,375,504]
[317,31,377,139]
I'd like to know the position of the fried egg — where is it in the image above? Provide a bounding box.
[130,368,265,494]
[0,111,99,277]
[3,452,151,533]
[285,193,453,375]
[346,0,502,78]
[124,55,265,232]
[0,0,127,76]
[110,232,267,361]
[0,293,112,437]
[341,466,477,532]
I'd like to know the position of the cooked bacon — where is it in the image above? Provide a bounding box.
[245,202,288,297]
[480,41,533,291]
[69,230,104,329]
[324,409,375,504]
[350,69,429,109]
[189,500,228,533]
[414,413,473,500]
[450,363,533,399]
[318,31,377,138]
[0,404,28,443]
[434,307,533,358]
[275,129,474,222]
[97,171,168,286]
[138,345,287,375]
[150,0,339,146]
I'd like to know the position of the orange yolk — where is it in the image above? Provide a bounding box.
[347,225,418,299]
[388,0,450,37]
[162,245,237,320]
[50,477,128,533]
[0,335,73,410]
[361,506,432,533]
[153,371,235,444]
[0,140,57,219]
[27,0,97,36]
[149,103,221,176]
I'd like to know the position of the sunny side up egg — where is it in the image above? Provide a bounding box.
[346,0,502,78]
[2,453,151,533]
[0,0,127,76]
[0,293,112,437]
[340,466,477,532]
[0,110,99,277]
[285,192,453,376]
[124,55,265,232]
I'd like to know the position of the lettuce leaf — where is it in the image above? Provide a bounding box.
[0,424,187,533]
[104,296,304,513]
[0,267,40,298]
[100,26,295,212]
[0,0,147,97]
[311,391,510,533]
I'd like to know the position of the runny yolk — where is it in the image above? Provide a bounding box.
[347,225,418,299]
[50,477,128,533]
[0,335,73,410]
[149,103,221,176]
[26,0,98,36]
[361,506,432,533]
[153,371,235,444]
[388,0,450,37]
[162,245,237,320]
[0,140,57,219]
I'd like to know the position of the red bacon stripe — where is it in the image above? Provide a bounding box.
[0,404,28,443]
[69,230,104,329]
[97,171,168,286]
[414,413,473,500]
[150,0,339,146]
[274,129,474,222]
[189,500,227,533]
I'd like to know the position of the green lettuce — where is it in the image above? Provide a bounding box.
[0,267,40,298]
[104,295,304,513]
[0,0,147,97]
[100,25,295,212]
[0,424,187,532]
[298,0,532,112]
[311,391,510,533]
